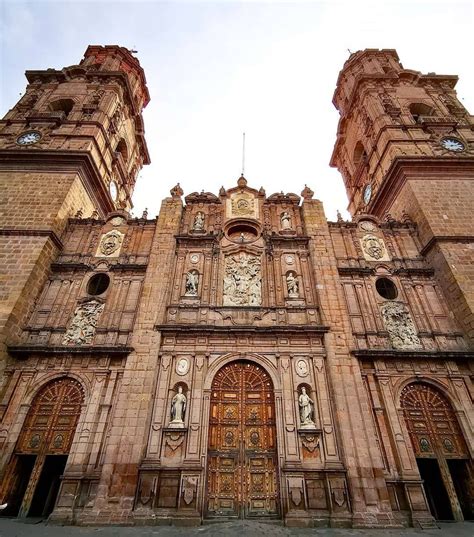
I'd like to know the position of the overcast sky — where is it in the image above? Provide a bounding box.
[1,1,473,220]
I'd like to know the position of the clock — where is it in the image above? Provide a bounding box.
[363,183,372,205]
[109,181,118,202]
[440,137,465,152]
[17,131,41,145]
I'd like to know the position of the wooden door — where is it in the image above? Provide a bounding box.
[401,383,469,521]
[206,361,279,518]
[0,378,83,517]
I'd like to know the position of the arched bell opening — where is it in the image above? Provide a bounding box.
[0,378,84,519]
[400,382,473,522]
[205,360,280,519]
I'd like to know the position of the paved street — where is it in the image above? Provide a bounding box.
[0,519,473,537]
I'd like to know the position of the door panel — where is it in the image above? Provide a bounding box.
[206,361,279,518]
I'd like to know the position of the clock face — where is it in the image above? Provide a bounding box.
[17,131,41,145]
[441,137,465,152]
[363,183,372,205]
[109,181,118,202]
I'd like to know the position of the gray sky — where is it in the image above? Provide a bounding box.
[1,1,473,220]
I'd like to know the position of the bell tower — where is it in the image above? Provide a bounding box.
[0,46,150,381]
[330,49,474,340]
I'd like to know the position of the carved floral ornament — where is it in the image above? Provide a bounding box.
[97,230,124,257]
[380,301,422,350]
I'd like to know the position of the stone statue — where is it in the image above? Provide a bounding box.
[280,211,292,230]
[99,230,124,256]
[299,387,316,428]
[192,211,205,231]
[223,252,261,306]
[286,272,299,298]
[185,270,199,296]
[62,300,104,345]
[170,386,187,427]
[381,301,422,350]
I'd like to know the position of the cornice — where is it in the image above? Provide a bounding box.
[0,149,115,216]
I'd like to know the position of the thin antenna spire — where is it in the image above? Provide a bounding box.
[241,132,246,176]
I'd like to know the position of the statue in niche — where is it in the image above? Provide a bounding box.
[99,230,124,256]
[280,211,292,230]
[286,272,299,298]
[192,211,205,231]
[185,270,199,296]
[223,252,261,306]
[299,387,316,429]
[170,386,187,427]
[380,301,422,350]
[62,300,104,345]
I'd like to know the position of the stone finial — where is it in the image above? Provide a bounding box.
[337,210,344,223]
[74,208,83,219]
[170,183,184,198]
[301,184,314,200]
[219,186,226,196]
[91,210,99,220]
[142,208,148,219]
[385,213,396,224]
[237,174,247,188]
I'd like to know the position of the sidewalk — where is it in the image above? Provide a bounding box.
[0,519,473,537]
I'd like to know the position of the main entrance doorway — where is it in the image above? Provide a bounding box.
[206,361,279,518]
[401,383,473,521]
[0,378,83,518]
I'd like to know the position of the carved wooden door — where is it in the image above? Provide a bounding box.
[1,378,83,517]
[207,361,279,518]
[401,383,468,459]
[401,383,470,521]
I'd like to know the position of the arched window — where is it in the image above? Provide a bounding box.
[49,98,75,118]
[115,138,128,163]
[353,141,367,166]
[409,102,434,123]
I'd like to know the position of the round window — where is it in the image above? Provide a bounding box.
[375,277,398,300]
[87,273,110,295]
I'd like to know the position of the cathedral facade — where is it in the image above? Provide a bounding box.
[0,46,472,528]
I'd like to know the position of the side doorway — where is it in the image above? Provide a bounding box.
[0,378,84,519]
[401,383,473,521]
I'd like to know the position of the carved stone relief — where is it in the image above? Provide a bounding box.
[380,301,422,350]
[96,230,124,257]
[223,252,261,306]
[176,357,189,376]
[228,191,257,219]
[360,234,389,261]
[62,300,105,345]
[295,359,309,377]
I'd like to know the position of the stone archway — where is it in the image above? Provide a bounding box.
[205,360,280,519]
[401,382,473,521]
[0,378,84,518]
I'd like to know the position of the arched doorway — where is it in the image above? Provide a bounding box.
[401,383,473,521]
[0,378,84,518]
[206,361,279,518]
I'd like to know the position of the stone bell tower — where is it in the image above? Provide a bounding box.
[330,49,474,341]
[0,46,150,382]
